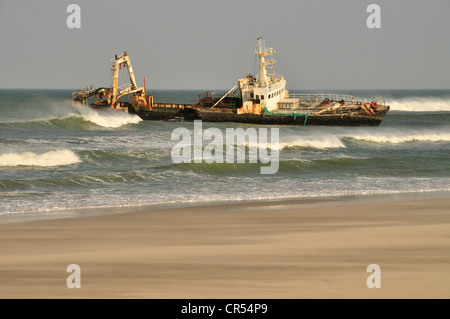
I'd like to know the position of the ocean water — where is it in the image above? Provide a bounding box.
[0,89,449,220]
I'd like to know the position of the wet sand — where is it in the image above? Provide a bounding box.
[0,198,449,298]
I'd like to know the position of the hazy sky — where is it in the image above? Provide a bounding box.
[1,0,449,90]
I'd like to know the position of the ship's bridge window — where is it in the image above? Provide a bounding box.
[261,95,265,100]
[255,95,259,100]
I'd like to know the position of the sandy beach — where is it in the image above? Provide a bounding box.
[0,197,449,299]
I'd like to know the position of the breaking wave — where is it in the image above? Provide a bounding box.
[279,135,346,149]
[244,135,345,150]
[388,96,450,112]
[72,106,142,128]
[0,111,143,130]
[0,150,81,167]
[195,128,450,150]
[346,129,450,144]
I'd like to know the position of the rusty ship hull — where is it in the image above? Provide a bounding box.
[128,91,389,126]
[131,105,388,126]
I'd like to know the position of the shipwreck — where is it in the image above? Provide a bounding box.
[72,38,390,126]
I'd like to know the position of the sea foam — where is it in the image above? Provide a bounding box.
[278,134,346,149]
[347,130,450,144]
[389,97,450,112]
[0,150,81,167]
[73,105,142,128]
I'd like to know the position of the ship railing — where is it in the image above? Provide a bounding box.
[289,107,355,116]
[289,93,355,103]
[253,75,284,87]
[72,85,97,101]
[289,93,388,107]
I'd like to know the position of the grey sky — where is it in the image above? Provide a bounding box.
[0,0,449,90]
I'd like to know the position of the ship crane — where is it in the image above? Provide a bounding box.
[72,51,152,110]
[108,51,146,107]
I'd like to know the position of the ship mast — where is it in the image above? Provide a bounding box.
[255,37,276,87]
